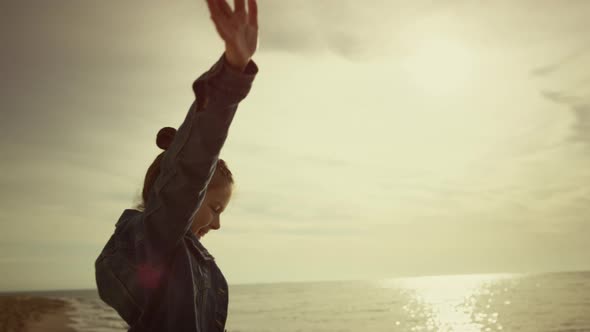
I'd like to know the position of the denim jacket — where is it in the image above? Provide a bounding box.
[94,53,258,332]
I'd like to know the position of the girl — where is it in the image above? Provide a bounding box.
[94,1,259,331]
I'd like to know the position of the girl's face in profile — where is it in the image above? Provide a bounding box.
[190,181,233,240]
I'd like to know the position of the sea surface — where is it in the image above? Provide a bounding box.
[6,271,590,332]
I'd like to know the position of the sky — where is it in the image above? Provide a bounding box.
[1,0,589,291]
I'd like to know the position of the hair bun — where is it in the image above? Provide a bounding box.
[156,127,177,150]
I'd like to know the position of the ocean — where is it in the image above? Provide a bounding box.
[8,271,590,332]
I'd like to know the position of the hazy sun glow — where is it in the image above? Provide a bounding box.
[403,38,476,97]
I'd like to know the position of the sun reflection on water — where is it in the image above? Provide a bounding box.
[380,274,517,332]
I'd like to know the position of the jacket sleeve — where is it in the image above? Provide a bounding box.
[139,53,258,266]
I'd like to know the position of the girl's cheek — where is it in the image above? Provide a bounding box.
[203,211,211,226]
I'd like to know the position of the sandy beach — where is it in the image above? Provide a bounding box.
[0,296,76,332]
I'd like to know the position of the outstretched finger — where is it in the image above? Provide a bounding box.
[248,0,258,27]
[234,0,245,13]
[206,0,222,18]
[217,0,233,17]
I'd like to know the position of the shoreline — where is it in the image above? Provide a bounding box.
[0,296,76,332]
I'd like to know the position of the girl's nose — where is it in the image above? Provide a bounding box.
[210,216,221,230]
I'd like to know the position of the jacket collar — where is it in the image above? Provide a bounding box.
[185,232,215,261]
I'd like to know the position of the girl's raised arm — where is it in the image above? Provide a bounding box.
[140,0,259,265]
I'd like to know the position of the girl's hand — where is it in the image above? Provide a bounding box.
[206,0,259,71]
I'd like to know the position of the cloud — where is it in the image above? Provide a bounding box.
[531,44,590,77]
[257,0,436,60]
[533,42,590,148]
[568,103,590,145]
[540,90,590,147]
